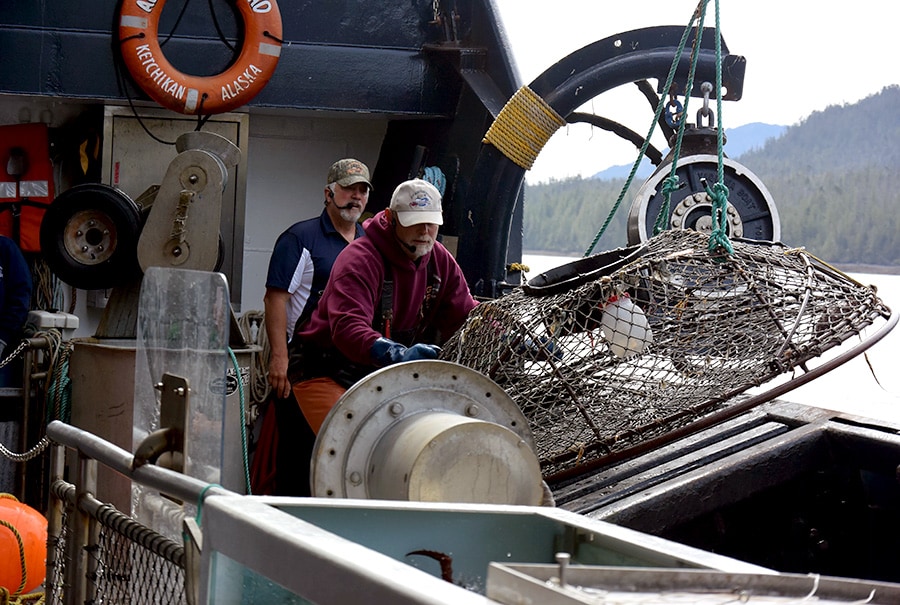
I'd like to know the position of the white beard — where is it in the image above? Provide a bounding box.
[409,240,434,259]
[338,205,363,223]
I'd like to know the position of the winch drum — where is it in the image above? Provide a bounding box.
[627,154,781,244]
[311,360,544,505]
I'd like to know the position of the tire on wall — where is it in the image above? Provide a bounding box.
[39,184,143,290]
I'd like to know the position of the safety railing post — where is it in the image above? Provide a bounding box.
[84,462,101,605]
[63,452,97,605]
[46,442,67,604]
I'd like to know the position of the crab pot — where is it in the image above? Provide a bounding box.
[440,228,898,584]
[442,230,891,480]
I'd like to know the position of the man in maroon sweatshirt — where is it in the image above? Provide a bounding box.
[288,178,478,433]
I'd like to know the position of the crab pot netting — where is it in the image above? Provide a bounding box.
[441,230,891,478]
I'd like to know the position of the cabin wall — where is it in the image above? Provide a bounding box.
[0,95,388,337]
[240,113,388,313]
[0,0,526,334]
[0,0,474,116]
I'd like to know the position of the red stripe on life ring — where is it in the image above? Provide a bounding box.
[118,0,283,115]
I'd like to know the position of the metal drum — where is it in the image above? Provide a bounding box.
[312,360,543,505]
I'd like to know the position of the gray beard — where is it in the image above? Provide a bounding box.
[338,206,363,223]
[410,241,434,259]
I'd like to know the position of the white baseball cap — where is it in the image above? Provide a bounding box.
[389,179,443,227]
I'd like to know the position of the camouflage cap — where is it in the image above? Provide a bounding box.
[327,158,372,189]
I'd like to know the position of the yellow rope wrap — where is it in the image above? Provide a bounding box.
[482,85,565,169]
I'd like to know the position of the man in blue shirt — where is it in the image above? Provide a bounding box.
[0,235,31,361]
[0,235,31,394]
[261,158,371,494]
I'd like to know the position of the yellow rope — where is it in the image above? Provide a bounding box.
[8,593,44,605]
[0,518,27,596]
[0,494,45,603]
[482,85,565,169]
[8,592,44,605]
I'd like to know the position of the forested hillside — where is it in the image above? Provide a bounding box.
[524,85,900,266]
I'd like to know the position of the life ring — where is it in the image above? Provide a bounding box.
[118,0,283,115]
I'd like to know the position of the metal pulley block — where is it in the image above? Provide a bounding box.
[175,131,241,168]
[627,153,781,245]
[312,360,544,505]
[137,131,239,272]
[39,131,240,289]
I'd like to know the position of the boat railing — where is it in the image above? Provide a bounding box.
[43,419,503,604]
[42,413,792,604]
[45,419,231,605]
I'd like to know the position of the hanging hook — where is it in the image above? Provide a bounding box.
[696,81,715,128]
[665,95,684,128]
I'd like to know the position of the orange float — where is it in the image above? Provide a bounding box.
[118,0,283,115]
[0,494,47,595]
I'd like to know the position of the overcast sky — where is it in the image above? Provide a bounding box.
[493,0,899,183]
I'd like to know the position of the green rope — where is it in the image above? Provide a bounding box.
[706,0,734,257]
[184,482,221,559]
[654,0,709,236]
[46,342,73,424]
[652,174,682,235]
[584,0,705,256]
[194,482,223,525]
[228,348,252,495]
[586,0,734,261]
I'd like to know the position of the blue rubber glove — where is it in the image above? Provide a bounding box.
[526,335,563,361]
[403,343,442,361]
[500,332,563,361]
[370,337,441,367]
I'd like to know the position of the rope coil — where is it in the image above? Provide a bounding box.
[483,85,566,170]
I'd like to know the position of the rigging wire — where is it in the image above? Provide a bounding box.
[582,2,703,256]
[583,0,734,259]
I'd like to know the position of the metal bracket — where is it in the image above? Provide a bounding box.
[132,373,189,473]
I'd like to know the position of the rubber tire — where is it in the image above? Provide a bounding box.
[40,183,143,290]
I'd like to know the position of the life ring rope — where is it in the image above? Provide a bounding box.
[118,0,283,115]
